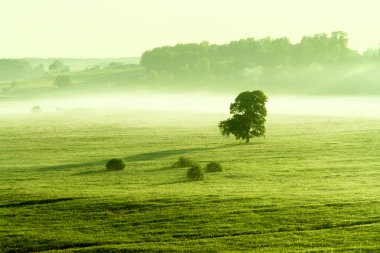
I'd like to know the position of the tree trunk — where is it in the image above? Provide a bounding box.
[245,138,250,143]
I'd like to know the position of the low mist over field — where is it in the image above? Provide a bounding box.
[1,93,380,118]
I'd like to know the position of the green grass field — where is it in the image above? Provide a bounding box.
[0,110,379,252]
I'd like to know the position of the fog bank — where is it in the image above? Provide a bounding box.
[1,94,380,118]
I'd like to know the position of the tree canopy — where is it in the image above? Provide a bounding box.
[219,90,268,143]
[140,32,361,78]
[138,31,380,94]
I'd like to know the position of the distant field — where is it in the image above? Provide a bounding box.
[0,66,145,100]
[0,110,379,252]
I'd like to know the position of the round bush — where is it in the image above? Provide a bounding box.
[31,105,41,113]
[106,158,126,171]
[187,164,205,181]
[205,162,223,173]
[173,156,197,168]
[53,75,71,89]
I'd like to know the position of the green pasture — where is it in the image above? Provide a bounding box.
[0,110,379,252]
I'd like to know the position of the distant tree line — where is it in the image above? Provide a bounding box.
[0,59,36,81]
[0,59,72,82]
[48,60,70,73]
[140,31,380,82]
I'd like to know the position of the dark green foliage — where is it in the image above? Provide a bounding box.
[106,158,126,171]
[205,162,223,173]
[53,75,72,89]
[219,90,268,143]
[173,156,198,168]
[140,31,358,82]
[187,164,205,181]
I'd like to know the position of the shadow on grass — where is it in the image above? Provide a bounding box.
[37,144,241,174]
[145,165,181,172]
[125,143,245,162]
[126,147,215,162]
[71,169,109,176]
[38,160,107,172]
[0,197,75,208]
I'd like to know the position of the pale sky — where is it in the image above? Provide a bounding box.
[1,0,380,58]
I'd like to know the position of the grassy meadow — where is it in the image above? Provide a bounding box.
[0,109,379,252]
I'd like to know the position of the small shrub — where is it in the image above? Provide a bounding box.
[187,164,205,181]
[54,75,71,89]
[205,161,223,173]
[173,156,197,168]
[31,105,41,113]
[106,158,126,171]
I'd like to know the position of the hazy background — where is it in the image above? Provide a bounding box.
[2,94,380,118]
[1,0,380,118]
[1,0,380,58]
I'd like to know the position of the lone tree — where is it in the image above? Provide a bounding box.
[219,90,268,143]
